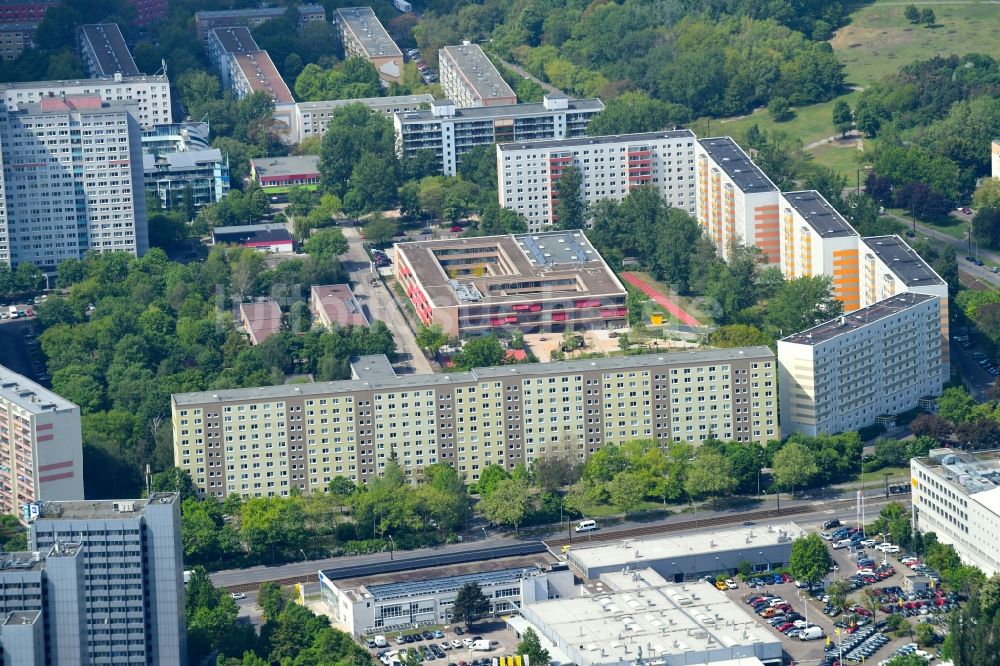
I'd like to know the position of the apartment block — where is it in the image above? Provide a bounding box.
[395,231,627,337]
[28,494,186,665]
[143,148,230,211]
[206,26,259,88]
[0,0,56,23]
[0,366,83,516]
[195,4,326,39]
[778,292,944,437]
[395,95,604,176]
[335,7,402,83]
[912,448,1000,577]
[127,0,168,25]
[695,137,780,264]
[78,23,140,78]
[0,96,149,269]
[172,347,777,498]
[0,543,86,665]
[778,190,861,312]
[497,130,697,232]
[290,94,432,143]
[0,22,37,61]
[439,43,516,108]
[0,75,172,128]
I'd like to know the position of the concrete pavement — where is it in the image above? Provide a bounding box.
[342,227,432,375]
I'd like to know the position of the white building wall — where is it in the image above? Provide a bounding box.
[0,77,172,128]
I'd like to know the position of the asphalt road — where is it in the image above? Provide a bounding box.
[952,340,995,400]
[900,215,1000,287]
[342,227,432,375]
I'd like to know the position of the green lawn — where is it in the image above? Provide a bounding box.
[832,1,1000,87]
[808,140,867,181]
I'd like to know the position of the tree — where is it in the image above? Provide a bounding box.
[345,153,398,215]
[451,336,506,370]
[832,99,853,137]
[415,324,448,354]
[904,4,920,23]
[363,215,397,248]
[708,325,772,349]
[532,454,580,492]
[257,582,288,622]
[790,534,833,586]
[827,580,851,610]
[553,165,584,230]
[451,582,490,627]
[607,470,645,517]
[586,91,690,136]
[479,478,529,531]
[303,228,348,259]
[476,465,511,498]
[765,276,842,335]
[768,96,792,122]
[518,628,551,666]
[319,104,395,196]
[921,8,935,26]
[684,449,737,508]
[936,386,977,424]
[772,443,819,497]
[915,622,936,647]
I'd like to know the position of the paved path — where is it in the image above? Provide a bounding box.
[490,54,563,96]
[621,272,700,326]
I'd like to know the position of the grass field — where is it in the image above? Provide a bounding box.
[832,1,1000,87]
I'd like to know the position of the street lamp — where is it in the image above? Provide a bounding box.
[388,534,395,560]
[300,549,307,561]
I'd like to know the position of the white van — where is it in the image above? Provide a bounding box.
[575,520,598,533]
[833,539,852,550]
[471,640,493,652]
[799,626,824,641]
[375,635,387,648]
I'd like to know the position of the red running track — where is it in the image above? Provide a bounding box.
[621,272,700,327]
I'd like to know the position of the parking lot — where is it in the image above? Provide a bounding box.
[369,620,520,666]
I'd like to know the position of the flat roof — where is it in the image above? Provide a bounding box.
[398,98,604,123]
[915,449,1000,498]
[567,522,803,573]
[368,566,539,601]
[782,190,856,238]
[697,137,777,193]
[143,148,224,172]
[314,284,370,327]
[213,223,292,244]
[526,568,778,663]
[861,235,945,287]
[780,292,936,346]
[0,364,78,413]
[196,4,324,20]
[251,155,320,178]
[335,7,401,58]
[440,43,515,102]
[79,23,140,77]
[233,52,294,104]
[0,74,167,91]
[395,231,625,308]
[298,94,433,112]
[350,355,397,381]
[210,26,259,54]
[31,494,177,522]
[4,610,41,625]
[500,129,696,152]
[172,347,774,406]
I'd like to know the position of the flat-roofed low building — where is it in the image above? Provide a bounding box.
[498,130,697,232]
[778,190,861,312]
[566,522,803,582]
[521,567,783,666]
[240,301,283,345]
[290,94,433,143]
[212,223,294,253]
[396,95,603,176]
[311,284,369,329]
[251,155,321,191]
[439,43,516,108]
[778,292,945,437]
[394,231,627,337]
[172,347,777,497]
[695,137,780,264]
[335,7,402,83]
[77,23,140,78]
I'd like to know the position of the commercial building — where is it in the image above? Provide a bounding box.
[0,543,86,665]
[394,231,628,336]
[335,7,403,83]
[521,568,783,666]
[778,190,861,312]
[0,74,172,128]
[212,223,294,253]
[78,23,141,78]
[394,94,604,176]
[240,301,283,345]
[0,95,149,269]
[195,4,326,39]
[251,155,321,191]
[0,0,56,23]
[497,130,697,232]
[27,494,186,665]
[289,94,433,144]
[127,0,169,25]
[439,43,516,108]
[0,22,37,61]
[320,551,574,635]
[695,137,780,264]
[778,292,945,437]
[565,522,802,581]
[143,148,230,210]
[311,284,369,329]
[0,366,83,515]
[912,448,1000,576]
[171,347,777,498]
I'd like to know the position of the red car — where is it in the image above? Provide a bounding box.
[781,573,793,583]
[450,225,464,232]
[24,308,33,317]
[775,622,794,633]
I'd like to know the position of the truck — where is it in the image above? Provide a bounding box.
[8,305,17,319]
[393,0,412,12]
